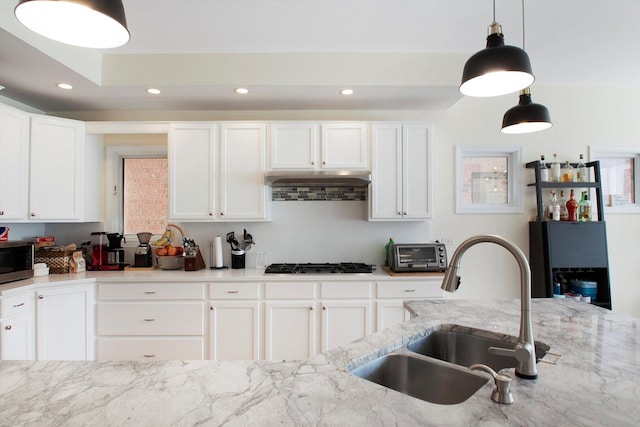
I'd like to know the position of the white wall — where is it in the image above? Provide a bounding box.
[6,85,640,318]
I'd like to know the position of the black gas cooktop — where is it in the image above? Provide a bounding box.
[264,263,373,274]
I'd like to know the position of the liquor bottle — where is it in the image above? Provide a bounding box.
[566,189,578,221]
[384,237,394,266]
[550,153,561,182]
[576,154,588,182]
[548,191,560,221]
[558,190,568,221]
[578,191,592,221]
[561,161,574,182]
[539,155,549,182]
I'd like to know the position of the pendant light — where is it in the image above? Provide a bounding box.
[460,0,534,97]
[501,1,552,134]
[15,0,130,49]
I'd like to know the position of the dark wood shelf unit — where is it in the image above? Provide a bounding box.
[526,160,611,309]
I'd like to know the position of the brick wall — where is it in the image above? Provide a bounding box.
[124,158,168,235]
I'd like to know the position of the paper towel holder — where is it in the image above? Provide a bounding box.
[209,241,229,270]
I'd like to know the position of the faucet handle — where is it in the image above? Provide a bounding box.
[469,364,514,405]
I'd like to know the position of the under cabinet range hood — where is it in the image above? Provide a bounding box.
[265,170,371,187]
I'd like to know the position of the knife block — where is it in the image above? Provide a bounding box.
[184,246,206,271]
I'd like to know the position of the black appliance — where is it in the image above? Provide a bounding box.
[264,263,373,274]
[0,240,34,284]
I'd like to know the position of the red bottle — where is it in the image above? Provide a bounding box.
[566,189,578,222]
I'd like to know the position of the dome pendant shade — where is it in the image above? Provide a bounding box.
[460,29,535,97]
[501,89,552,134]
[15,0,130,49]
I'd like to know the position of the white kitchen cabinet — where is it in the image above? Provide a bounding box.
[209,282,261,360]
[0,104,30,220]
[0,291,35,360]
[168,122,269,221]
[96,282,205,361]
[36,284,95,360]
[321,301,372,352]
[219,123,269,220]
[264,282,316,360]
[369,123,433,220]
[269,123,318,170]
[321,123,369,169]
[375,279,443,331]
[168,123,217,220]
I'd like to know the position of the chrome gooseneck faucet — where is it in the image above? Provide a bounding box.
[441,234,538,379]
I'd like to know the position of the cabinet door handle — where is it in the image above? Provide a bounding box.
[210,306,214,311]
[311,161,315,165]
[0,210,4,215]
[31,212,36,217]
[397,211,402,215]
[38,295,44,299]
[209,212,213,216]
[322,161,326,165]
[404,289,416,293]
[403,211,407,216]
[322,306,327,310]
[143,354,156,358]
[4,325,11,330]
[13,302,25,308]
[309,306,314,311]
[143,318,156,322]
[226,290,239,294]
[144,291,157,294]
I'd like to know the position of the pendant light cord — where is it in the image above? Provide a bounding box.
[522,0,526,50]
[492,0,496,22]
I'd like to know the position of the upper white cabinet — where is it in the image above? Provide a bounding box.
[0,104,30,220]
[268,122,369,171]
[168,123,217,220]
[168,123,270,221]
[369,123,433,220]
[28,115,103,222]
[269,123,318,169]
[219,123,269,220]
[321,123,369,169]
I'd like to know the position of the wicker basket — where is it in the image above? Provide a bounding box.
[35,249,77,274]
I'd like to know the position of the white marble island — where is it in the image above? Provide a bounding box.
[1,299,639,426]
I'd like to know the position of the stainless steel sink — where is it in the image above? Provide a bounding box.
[407,328,550,372]
[350,353,489,405]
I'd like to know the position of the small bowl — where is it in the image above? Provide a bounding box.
[156,255,184,270]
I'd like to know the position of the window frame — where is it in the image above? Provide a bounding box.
[455,145,524,214]
[105,145,168,242]
[589,146,640,214]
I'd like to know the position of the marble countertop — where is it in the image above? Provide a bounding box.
[2,299,639,426]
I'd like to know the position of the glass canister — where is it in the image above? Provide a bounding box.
[90,232,108,267]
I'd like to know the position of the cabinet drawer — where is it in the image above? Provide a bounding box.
[210,282,260,299]
[97,337,204,361]
[265,282,315,299]
[98,302,204,335]
[321,282,371,299]
[0,292,34,317]
[377,281,443,299]
[98,283,205,300]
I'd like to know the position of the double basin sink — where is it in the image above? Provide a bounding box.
[349,325,549,405]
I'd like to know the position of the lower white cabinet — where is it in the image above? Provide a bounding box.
[375,280,443,331]
[36,284,94,361]
[209,282,261,360]
[0,291,35,360]
[97,282,205,361]
[320,282,372,352]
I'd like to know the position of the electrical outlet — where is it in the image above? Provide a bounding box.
[441,237,453,244]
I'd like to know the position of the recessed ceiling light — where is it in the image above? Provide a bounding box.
[57,83,73,90]
[0,85,5,91]
[340,89,354,95]
[235,88,249,95]
[146,88,161,95]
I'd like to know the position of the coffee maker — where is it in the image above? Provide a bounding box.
[107,233,126,266]
[134,232,153,267]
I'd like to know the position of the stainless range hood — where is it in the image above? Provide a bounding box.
[265,170,371,187]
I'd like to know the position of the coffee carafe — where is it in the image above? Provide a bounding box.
[134,232,153,267]
[107,233,126,265]
[89,232,108,270]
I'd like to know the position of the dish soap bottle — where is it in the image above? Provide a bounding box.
[384,237,394,266]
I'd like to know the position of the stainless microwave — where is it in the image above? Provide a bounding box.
[0,240,34,284]
[389,243,447,272]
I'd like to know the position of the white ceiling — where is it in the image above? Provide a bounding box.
[0,0,638,114]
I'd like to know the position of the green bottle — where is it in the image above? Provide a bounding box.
[384,238,394,266]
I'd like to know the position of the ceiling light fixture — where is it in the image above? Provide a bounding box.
[460,0,534,97]
[501,1,552,134]
[57,83,73,90]
[235,88,249,94]
[340,89,354,96]
[146,88,161,95]
[14,0,130,49]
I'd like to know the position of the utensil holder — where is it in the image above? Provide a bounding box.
[231,250,246,269]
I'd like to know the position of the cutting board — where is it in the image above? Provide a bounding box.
[382,266,445,277]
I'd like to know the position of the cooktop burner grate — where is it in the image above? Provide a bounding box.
[264,263,373,274]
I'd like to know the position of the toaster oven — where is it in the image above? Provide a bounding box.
[389,243,447,272]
